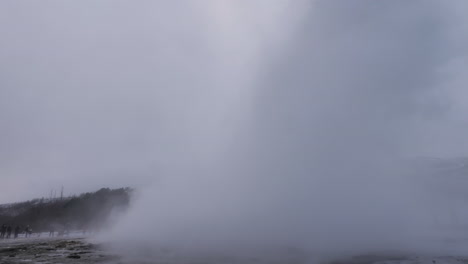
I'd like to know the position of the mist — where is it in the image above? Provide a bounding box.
[107,0,468,259]
[1,0,468,262]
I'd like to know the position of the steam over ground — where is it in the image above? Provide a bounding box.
[1,0,468,261]
[108,0,468,258]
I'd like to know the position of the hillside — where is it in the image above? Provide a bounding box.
[0,187,132,233]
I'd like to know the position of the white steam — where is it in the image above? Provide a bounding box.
[107,0,468,260]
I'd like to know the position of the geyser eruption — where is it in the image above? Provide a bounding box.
[107,0,468,261]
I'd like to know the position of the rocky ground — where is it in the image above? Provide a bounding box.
[1,236,468,264]
[0,236,119,264]
[328,255,468,264]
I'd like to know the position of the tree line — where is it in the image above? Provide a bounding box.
[0,187,132,233]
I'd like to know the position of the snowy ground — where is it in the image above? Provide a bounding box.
[1,235,468,264]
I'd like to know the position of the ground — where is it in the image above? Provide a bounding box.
[2,236,468,264]
[0,235,118,264]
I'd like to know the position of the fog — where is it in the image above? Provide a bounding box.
[1,0,468,262]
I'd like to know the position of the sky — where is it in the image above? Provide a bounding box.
[0,0,304,203]
[2,0,468,258]
[0,1,211,202]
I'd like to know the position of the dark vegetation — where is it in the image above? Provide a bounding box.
[0,188,132,233]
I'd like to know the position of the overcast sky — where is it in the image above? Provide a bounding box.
[0,1,191,202]
[0,0,302,203]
